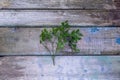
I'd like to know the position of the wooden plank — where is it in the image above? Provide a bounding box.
[0,10,120,27]
[0,28,120,55]
[0,0,115,9]
[0,56,120,80]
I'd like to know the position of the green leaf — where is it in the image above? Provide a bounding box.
[57,41,64,49]
[76,29,79,33]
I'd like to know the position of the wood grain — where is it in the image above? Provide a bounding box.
[0,10,120,27]
[0,0,115,9]
[0,0,119,79]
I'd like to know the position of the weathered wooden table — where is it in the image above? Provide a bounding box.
[0,0,120,80]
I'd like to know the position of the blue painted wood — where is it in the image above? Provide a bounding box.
[116,38,120,44]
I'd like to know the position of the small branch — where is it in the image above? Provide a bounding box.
[51,36,57,65]
[42,42,52,55]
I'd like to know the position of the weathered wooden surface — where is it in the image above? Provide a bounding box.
[0,0,119,80]
[0,0,116,9]
[0,56,120,80]
[0,10,120,26]
[0,28,120,55]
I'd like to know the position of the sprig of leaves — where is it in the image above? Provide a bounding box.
[40,21,83,65]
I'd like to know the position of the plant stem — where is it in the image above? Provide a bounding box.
[51,41,55,65]
[52,55,55,65]
[51,36,57,65]
[42,42,52,55]
[43,42,55,65]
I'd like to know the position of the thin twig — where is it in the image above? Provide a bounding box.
[42,42,52,55]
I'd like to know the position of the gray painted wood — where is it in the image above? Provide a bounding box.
[0,0,115,9]
[0,10,120,27]
[0,28,120,55]
[0,56,120,80]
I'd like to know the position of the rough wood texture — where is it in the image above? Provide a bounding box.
[0,28,120,55]
[0,10,120,27]
[0,0,119,80]
[0,0,115,9]
[0,56,120,80]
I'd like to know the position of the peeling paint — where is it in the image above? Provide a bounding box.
[116,37,120,44]
[89,27,100,33]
